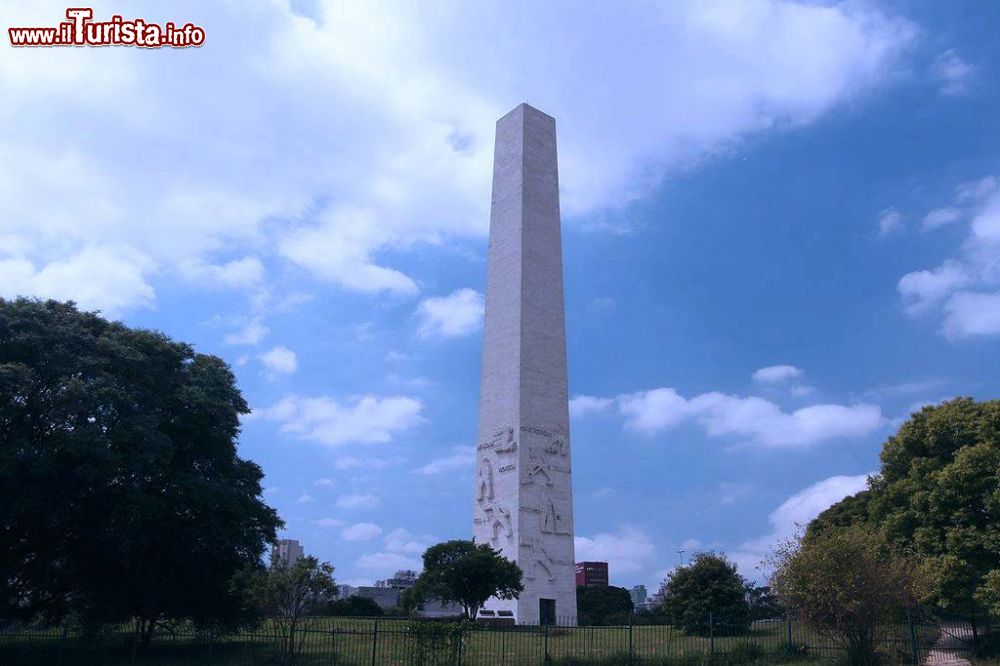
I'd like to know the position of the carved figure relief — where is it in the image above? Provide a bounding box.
[540,496,571,535]
[543,426,569,457]
[477,457,494,503]
[487,505,513,542]
[494,426,517,454]
[479,425,517,453]
[523,445,553,485]
[520,539,556,582]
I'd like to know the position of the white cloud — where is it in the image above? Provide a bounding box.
[876,208,904,236]
[619,388,690,433]
[317,517,344,527]
[898,260,972,314]
[752,365,804,384]
[731,473,870,579]
[943,291,1000,338]
[415,289,484,339]
[932,49,974,96]
[414,446,475,475]
[357,551,422,573]
[258,345,298,375]
[297,493,314,503]
[922,207,962,231]
[314,478,334,487]
[336,493,381,510]
[680,538,702,552]
[180,256,265,290]
[957,176,998,204]
[574,526,656,574]
[0,0,915,313]
[896,176,1000,337]
[617,387,881,448]
[255,394,424,446]
[384,528,434,555]
[224,319,270,346]
[570,395,615,418]
[0,245,155,316]
[341,522,383,542]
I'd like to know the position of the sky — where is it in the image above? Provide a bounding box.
[2,0,999,591]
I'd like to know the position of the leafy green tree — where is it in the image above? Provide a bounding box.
[244,556,337,661]
[0,298,281,640]
[404,540,523,620]
[975,570,1000,617]
[771,526,920,666]
[657,552,750,636]
[323,594,383,617]
[745,585,783,619]
[576,585,634,626]
[810,398,1000,615]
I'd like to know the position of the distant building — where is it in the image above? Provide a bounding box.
[630,585,647,610]
[354,586,402,609]
[375,570,418,590]
[575,561,609,587]
[272,539,304,565]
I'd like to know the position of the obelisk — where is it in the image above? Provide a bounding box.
[473,104,576,626]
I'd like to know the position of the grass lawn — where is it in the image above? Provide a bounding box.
[0,617,939,665]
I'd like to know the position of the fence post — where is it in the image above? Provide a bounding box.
[786,613,793,653]
[908,613,919,665]
[709,612,715,660]
[457,624,463,666]
[628,613,634,665]
[543,623,549,664]
[57,623,69,665]
[371,617,379,666]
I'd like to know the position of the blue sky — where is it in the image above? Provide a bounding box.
[2,0,999,590]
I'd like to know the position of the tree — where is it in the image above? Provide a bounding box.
[810,399,1000,616]
[576,585,634,626]
[405,540,523,620]
[745,585,783,620]
[323,595,383,617]
[0,299,281,639]
[245,556,337,661]
[657,552,750,636]
[771,526,920,665]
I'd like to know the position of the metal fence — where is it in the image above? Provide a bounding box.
[0,613,996,665]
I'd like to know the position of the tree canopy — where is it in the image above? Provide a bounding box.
[404,540,522,620]
[323,595,383,617]
[808,398,1000,615]
[576,585,634,626]
[657,552,750,636]
[771,526,920,665]
[0,298,281,633]
[244,556,337,660]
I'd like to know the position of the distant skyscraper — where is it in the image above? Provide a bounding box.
[575,562,609,587]
[473,104,576,625]
[630,585,648,610]
[272,539,304,565]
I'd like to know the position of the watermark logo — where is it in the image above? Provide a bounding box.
[9,8,205,48]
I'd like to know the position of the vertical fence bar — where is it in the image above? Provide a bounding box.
[908,614,919,665]
[543,623,549,664]
[370,617,378,666]
[628,614,634,665]
[786,613,793,653]
[57,623,68,666]
[708,611,714,659]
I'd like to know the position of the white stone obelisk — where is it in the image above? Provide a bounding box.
[473,103,576,626]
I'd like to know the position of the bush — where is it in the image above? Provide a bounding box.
[658,553,751,636]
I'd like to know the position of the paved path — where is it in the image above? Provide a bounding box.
[923,624,972,665]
